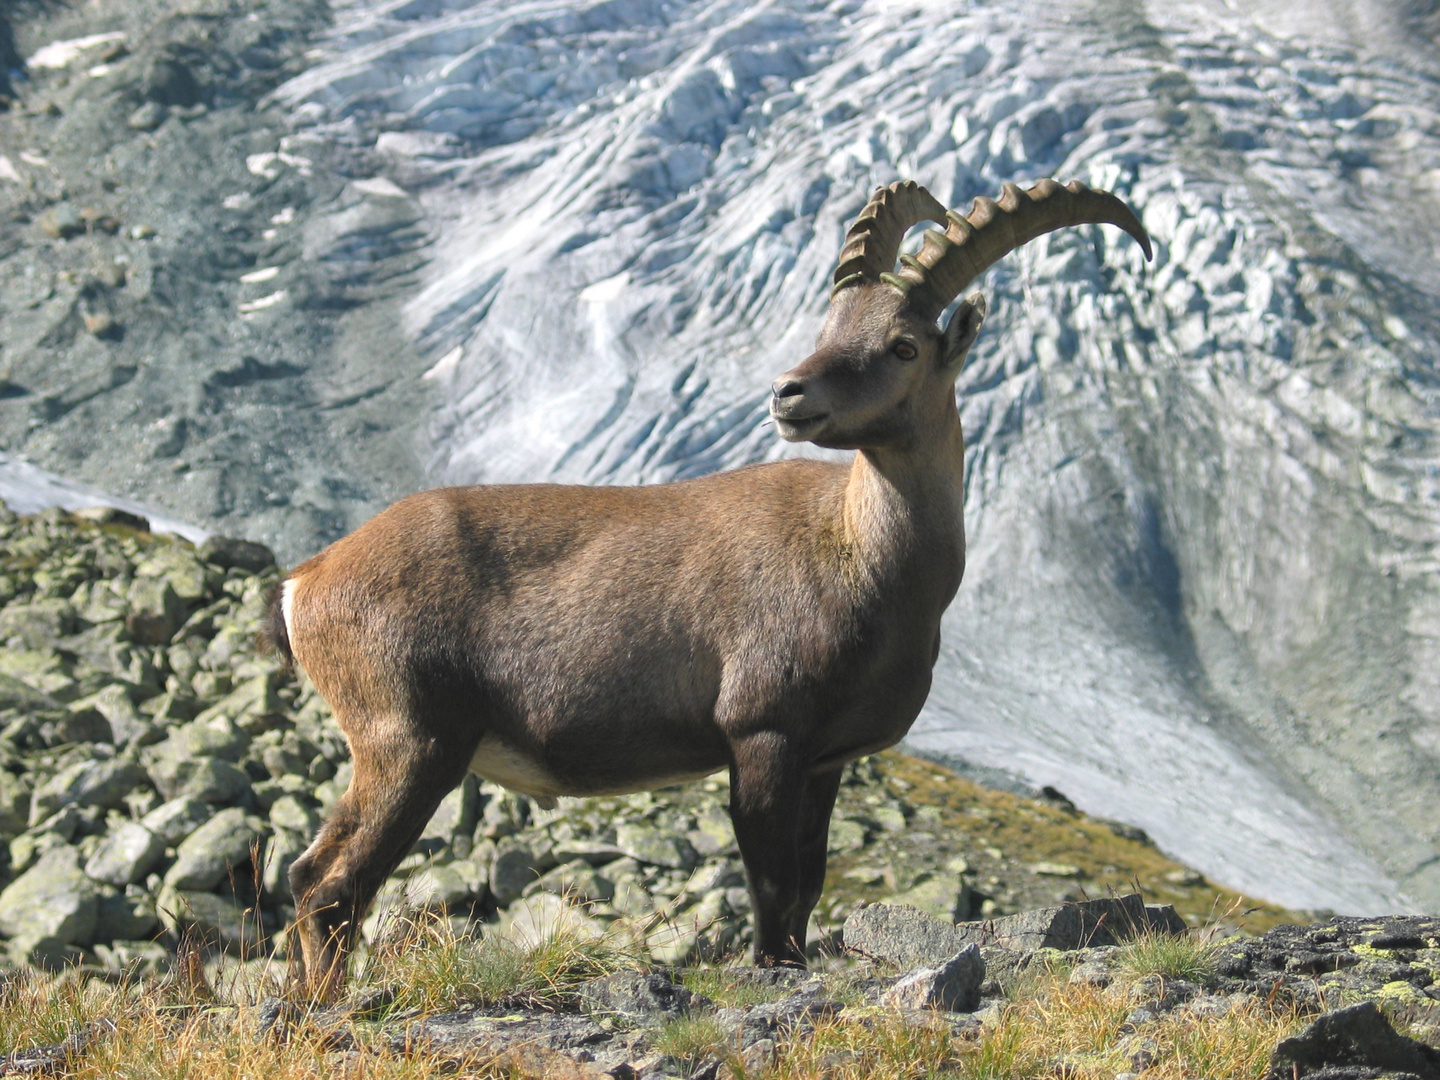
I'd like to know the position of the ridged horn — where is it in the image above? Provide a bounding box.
[831,180,949,295]
[892,179,1152,319]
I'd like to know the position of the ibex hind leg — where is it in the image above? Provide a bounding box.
[288,719,477,1001]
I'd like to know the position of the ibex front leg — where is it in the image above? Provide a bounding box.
[793,765,843,954]
[729,734,833,967]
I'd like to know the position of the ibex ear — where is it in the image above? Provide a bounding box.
[940,292,987,369]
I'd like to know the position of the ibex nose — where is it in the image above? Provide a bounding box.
[771,378,804,400]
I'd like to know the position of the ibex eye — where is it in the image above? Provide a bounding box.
[893,341,917,360]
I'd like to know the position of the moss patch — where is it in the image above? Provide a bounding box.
[820,751,1304,935]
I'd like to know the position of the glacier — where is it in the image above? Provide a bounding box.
[3,0,1438,912]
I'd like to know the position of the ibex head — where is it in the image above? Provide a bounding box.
[770,179,1152,451]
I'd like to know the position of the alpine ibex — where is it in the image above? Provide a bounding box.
[266,178,1151,998]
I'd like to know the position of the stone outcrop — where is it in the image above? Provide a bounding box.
[1268,1003,1440,1080]
[1211,915,1440,1013]
[842,895,1188,970]
[578,972,711,1026]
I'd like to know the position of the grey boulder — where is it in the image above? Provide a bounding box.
[163,807,263,891]
[80,685,154,747]
[0,673,59,713]
[0,770,30,837]
[888,872,973,922]
[198,536,276,573]
[490,843,548,905]
[614,823,698,870]
[842,903,969,970]
[579,971,710,1025]
[166,757,252,804]
[28,756,148,827]
[93,889,159,942]
[952,894,1164,951]
[1267,1002,1440,1080]
[881,943,986,1013]
[157,887,254,951]
[84,821,166,886]
[0,599,76,649]
[144,718,252,800]
[0,845,102,957]
[140,797,213,844]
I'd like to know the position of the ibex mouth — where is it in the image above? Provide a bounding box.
[772,413,827,441]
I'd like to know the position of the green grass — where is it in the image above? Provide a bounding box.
[357,910,637,1014]
[653,1014,732,1073]
[1115,930,1220,984]
[679,967,799,1009]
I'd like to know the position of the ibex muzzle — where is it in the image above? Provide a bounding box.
[267,178,1150,1000]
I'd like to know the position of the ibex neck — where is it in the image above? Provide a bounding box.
[839,406,967,589]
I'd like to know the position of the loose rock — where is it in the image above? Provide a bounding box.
[163,806,262,891]
[0,845,101,960]
[843,902,970,970]
[615,823,698,870]
[140,797,213,845]
[29,757,147,826]
[579,971,708,1025]
[881,943,986,1012]
[84,820,165,886]
[1267,1002,1440,1080]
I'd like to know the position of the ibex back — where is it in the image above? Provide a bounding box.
[268,178,1151,999]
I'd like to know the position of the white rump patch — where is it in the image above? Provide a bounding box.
[280,579,297,641]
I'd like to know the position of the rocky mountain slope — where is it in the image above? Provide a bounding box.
[0,0,1437,913]
[0,501,1293,972]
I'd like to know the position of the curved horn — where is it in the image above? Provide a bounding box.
[891,179,1153,319]
[831,180,949,295]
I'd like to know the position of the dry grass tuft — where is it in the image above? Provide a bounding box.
[760,1010,958,1080]
[70,1004,447,1080]
[0,972,122,1059]
[1137,997,1308,1080]
[0,971,444,1080]
[964,980,1132,1078]
[953,969,1305,1080]
[357,909,637,1014]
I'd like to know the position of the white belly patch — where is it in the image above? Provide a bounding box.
[469,735,567,801]
[468,734,723,807]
